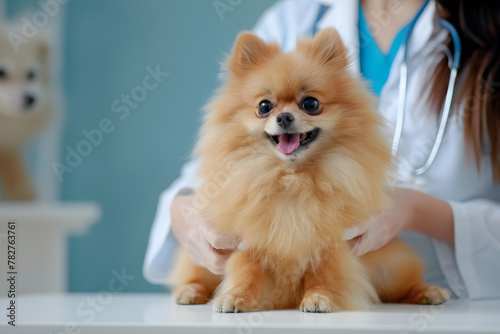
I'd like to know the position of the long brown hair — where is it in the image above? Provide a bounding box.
[430,0,500,180]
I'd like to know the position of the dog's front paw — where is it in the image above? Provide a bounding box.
[300,292,341,313]
[212,294,251,313]
[173,283,211,305]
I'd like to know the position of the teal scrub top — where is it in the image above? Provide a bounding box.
[358,4,410,96]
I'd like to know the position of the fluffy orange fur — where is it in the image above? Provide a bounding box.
[171,28,450,312]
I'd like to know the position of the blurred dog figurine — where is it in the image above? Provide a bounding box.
[0,28,52,200]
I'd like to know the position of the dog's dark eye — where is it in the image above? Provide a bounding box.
[27,70,36,81]
[0,68,6,80]
[258,100,273,117]
[301,97,320,115]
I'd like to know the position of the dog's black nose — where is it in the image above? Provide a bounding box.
[276,112,294,128]
[24,94,36,108]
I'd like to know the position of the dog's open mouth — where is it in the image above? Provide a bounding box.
[268,128,320,154]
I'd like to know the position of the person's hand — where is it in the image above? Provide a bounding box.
[344,187,454,256]
[170,194,239,275]
[343,188,417,256]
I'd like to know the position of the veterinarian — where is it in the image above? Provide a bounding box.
[144,0,500,300]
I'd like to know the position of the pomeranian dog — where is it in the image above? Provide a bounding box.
[171,28,450,312]
[0,28,52,200]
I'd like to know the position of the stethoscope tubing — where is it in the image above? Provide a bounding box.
[392,0,462,178]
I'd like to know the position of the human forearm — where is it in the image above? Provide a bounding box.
[404,188,454,244]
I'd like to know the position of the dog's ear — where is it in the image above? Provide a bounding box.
[33,34,50,66]
[302,28,348,67]
[228,32,281,74]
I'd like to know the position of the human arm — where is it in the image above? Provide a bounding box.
[170,194,238,275]
[346,187,500,299]
[142,159,199,283]
[143,158,241,283]
[346,187,454,256]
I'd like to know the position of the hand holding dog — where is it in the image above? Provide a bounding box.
[344,188,455,256]
[170,195,239,275]
[344,188,414,256]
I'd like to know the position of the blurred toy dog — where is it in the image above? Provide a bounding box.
[0,28,52,200]
[171,28,450,312]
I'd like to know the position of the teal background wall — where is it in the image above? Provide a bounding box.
[7,0,277,292]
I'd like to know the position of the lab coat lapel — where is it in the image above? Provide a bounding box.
[316,0,436,75]
[406,1,436,64]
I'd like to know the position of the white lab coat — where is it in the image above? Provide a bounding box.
[143,0,500,300]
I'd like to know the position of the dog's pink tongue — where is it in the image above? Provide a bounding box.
[277,133,301,154]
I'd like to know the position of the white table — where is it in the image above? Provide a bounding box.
[0,293,499,334]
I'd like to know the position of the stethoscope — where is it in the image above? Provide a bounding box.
[392,0,462,185]
[311,1,462,188]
